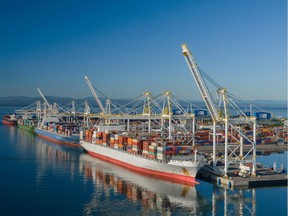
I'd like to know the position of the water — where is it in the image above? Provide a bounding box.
[0,106,287,216]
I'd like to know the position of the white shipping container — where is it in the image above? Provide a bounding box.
[158,142,166,147]
[157,153,164,160]
[151,142,159,147]
[132,146,139,151]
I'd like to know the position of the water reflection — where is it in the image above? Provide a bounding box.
[3,124,37,158]
[79,153,210,215]
[211,186,256,216]
[34,137,82,186]
[5,124,18,144]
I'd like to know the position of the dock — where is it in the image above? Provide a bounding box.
[197,164,287,189]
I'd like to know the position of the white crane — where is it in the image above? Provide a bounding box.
[182,44,257,176]
[182,44,221,123]
[37,88,53,112]
[84,76,106,115]
[182,44,221,168]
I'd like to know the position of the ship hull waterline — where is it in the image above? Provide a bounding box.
[2,119,17,126]
[2,116,17,125]
[81,141,203,186]
[18,125,35,133]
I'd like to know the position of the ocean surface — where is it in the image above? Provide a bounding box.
[0,106,287,216]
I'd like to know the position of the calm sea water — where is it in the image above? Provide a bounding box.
[0,106,287,216]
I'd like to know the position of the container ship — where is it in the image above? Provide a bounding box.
[34,117,80,146]
[17,115,37,133]
[80,128,206,185]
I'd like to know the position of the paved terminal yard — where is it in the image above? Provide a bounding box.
[196,144,287,155]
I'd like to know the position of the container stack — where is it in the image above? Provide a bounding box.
[142,140,150,156]
[114,134,119,149]
[156,146,174,161]
[195,130,210,142]
[174,146,193,155]
[127,137,133,153]
[85,129,93,142]
[148,142,158,159]
[103,132,110,146]
[110,134,115,148]
[132,138,143,154]
[118,135,128,150]
[96,132,103,144]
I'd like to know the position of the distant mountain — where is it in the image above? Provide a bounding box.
[0,96,134,107]
[0,96,286,109]
[247,100,287,108]
[0,96,40,106]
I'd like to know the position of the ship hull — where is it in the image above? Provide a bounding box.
[18,125,35,133]
[2,116,17,125]
[81,141,204,185]
[35,128,80,147]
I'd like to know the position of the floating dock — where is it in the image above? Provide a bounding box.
[197,164,287,189]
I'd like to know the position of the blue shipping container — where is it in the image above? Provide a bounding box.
[172,109,184,115]
[255,112,271,119]
[195,110,208,116]
[245,112,251,116]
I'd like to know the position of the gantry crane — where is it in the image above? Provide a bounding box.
[182,44,257,176]
[182,45,220,123]
[84,76,106,115]
[182,44,223,168]
[37,88,53,113]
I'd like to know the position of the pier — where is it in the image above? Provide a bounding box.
[197,163,287,189]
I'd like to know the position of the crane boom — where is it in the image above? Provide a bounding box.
[37,88,52,111]
[181,44,221,123]
[84,76,106,114]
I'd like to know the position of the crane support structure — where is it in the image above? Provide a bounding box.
[182,43,257,176]
[181,44,221,123]
[84,76,106,115]
[37,88,52,111]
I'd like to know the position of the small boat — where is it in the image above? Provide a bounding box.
[2,114,17,125]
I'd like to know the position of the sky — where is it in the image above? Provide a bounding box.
[0,0,287,101]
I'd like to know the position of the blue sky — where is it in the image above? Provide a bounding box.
[0,0,286,101]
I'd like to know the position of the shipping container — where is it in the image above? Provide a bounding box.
[195,109,208,116]
[255,112,271,120]
[172,109,184,115]
[156,153,165,160]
